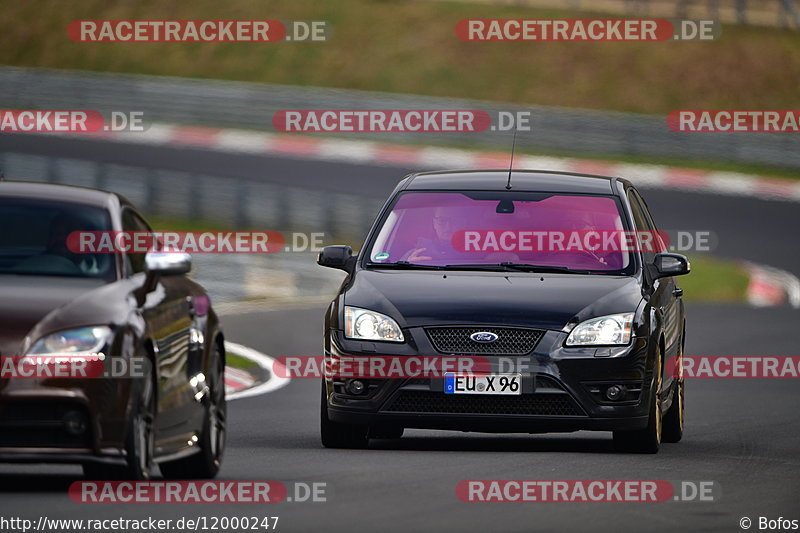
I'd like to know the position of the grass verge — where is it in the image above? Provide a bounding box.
[679,254,749,303]
[226,351,259,370]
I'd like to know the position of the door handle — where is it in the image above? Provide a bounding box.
[673,288,683,297]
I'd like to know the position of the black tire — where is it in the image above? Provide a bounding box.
[320,381,369,449]
[160,342,227,479]
[614,348,663,454]
[662,350,684,443]
[83,356,156,480]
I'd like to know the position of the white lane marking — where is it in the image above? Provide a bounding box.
[224,341,291,401]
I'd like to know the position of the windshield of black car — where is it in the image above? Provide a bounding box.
[366,191,639,273]
[0,198,115,280]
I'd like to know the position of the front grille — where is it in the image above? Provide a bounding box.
[425,326,544,354]
[383,390,584,416]
[0,402,92,448]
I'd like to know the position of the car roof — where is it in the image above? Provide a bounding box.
[0,180,129,210]
[403,170,619,195]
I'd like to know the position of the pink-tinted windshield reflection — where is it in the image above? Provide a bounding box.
[368,192,630,271]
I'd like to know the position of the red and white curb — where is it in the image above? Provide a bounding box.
[224,341,290,401]
[49,123,800,203]
[743,262,800,309]
[224,367,255,394]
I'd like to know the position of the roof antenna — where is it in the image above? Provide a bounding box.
[505,128,517,190]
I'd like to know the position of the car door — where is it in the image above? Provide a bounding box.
[122,209,198,450]
[627,189,681,393]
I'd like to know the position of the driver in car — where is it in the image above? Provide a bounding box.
[404,206,466,262]
[46,213,102,275]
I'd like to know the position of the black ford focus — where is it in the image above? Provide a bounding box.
[319,170,689,453]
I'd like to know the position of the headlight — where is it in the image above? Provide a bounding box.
[565,313,633,346]
[27,326,112,355]
[344,307,404,342]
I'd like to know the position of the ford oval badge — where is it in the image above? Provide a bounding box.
[470,331,499,343]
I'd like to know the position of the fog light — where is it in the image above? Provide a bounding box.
[346,379,366,395]
[605,385,626,401]
[62,411,88,435]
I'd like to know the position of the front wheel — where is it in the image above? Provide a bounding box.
[161,342,227,479]
[320,381,369,449]
[84,356,156,480]
[614,348,663,454]
[662,371,684,443]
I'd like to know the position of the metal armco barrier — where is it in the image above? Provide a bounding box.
[1,67,797,169]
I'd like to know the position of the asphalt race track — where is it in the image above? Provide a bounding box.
[1,134,799,532]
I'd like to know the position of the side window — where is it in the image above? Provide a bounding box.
[632,190,659,230]
[630,189,666,254]
[627,190,657,263]
[121,209,151,274]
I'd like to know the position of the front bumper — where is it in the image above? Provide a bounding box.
[0,378,132,465]
[325,326,656,434]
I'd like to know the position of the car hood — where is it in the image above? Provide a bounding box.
[0,275,108,356]
[344,269,644,330]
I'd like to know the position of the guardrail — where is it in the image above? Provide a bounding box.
[1,67,797,169]
[0,151,384,238]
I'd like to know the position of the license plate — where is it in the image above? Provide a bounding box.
[445,373,522,395]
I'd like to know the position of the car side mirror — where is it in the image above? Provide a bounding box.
[145,252,192,276]
[653,253,690,279]
[318,245,356,273]
[134,252,192,306]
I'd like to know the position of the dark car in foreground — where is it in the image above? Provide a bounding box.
[319,170,689,453]
[0,181,226,478]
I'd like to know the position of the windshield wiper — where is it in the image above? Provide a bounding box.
[366,261,445,270]
[441,263,595,274]
[497,262,595,274]
[440,264,513,272]
[368,262,601,274]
